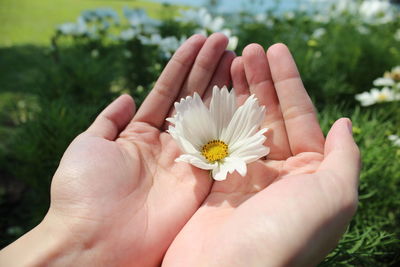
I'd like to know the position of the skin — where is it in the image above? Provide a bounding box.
[163,43,360,266]
[0,35,360,267]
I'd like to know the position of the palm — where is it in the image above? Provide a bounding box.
[163,44,359,266]
[50,122,210,266]
[47,33,235,266]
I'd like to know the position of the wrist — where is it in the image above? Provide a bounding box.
[0,211,97,266]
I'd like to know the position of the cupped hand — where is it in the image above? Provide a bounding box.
[45,33,236,266]
[163,43,361,267]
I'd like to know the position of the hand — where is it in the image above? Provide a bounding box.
[0,33,236,266]
[163,44,360,266]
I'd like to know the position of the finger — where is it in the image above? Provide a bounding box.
[242,44,291,159]
[267,43,324,155]
[86,94,135,140]
[177,33,229,100]
[230,56,249,106]
[319,118,361,189]
[202,50,235,105]
[133,34,207,128]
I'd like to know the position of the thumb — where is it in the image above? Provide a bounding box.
[318,118,361,188]
[86,94,136,140]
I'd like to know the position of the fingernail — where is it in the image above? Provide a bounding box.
[346,118,353,135]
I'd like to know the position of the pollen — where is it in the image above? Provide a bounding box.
[377,93,388,102]
[201,140,228,163]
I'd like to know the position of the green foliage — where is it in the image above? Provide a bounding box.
[319,105,400,266]
[1,2,400,264]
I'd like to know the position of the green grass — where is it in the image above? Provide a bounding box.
[0,0,171,46]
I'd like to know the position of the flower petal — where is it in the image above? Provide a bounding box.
[209,86,237,137]
[212,164,228,181]
[230,128,270,163]
[176,154,217,170]
[168,92,217,151]
[212,157,247,180]
[221,94,266,146]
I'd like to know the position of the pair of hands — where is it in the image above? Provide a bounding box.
[1,33,360,266]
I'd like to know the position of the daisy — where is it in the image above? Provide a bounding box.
[388,135,400,147]
[355,87,399,106]
[167,86,270,181]
[373,77,395,87]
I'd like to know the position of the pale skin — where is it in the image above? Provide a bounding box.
[0,33,360,267]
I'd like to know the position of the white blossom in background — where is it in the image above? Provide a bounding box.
[119,28,138,41]
[58,16,88,36]
[178,8,224,32]
[330,0,358,17]
[384,66,400,82]
[139,34,186,58]
[123,8,160,34]
[138,33,162,45]
[395,29,400,41]
[124,8,160,27]
[167,86,269,181]
[373,77,395,87]
[82,8,119,22]
[158,36,186,58]
[359,0,395,24]
[284,11,295,20]
[358,65,400,106]
[311,28,326,39]
[178,8,239,50]
[355,87,400,106]
[356,25,370,35]
[313,14,330,23]
[220,29,238,51]
[312,0,396,24]
[388,135,400,147]
[254,13,275,27]
[227,35,239,51]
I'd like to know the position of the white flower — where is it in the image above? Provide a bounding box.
[254,13,275,27]
[120,28,138,41]
[388,135,400,147]
[255,13,267,23]
[312,28,326,39]
[58,23,77,35]
[359,0,394,24]
[387,66,400,81]
[227,35,239,51]
[167,86,270,181]
[220,29,238,51]
[138,33,162,45]
[138,34,185,58]
[57,16,87,36]
[284,12,295,20]
[157,36,183,58]
[373,77,395,87]
[355,87,399,106]
[356,25,370,35]
[124,8,160,27]
[395,29,400,41]
[179,8,225,32]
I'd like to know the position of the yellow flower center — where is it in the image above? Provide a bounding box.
[377,93,388,102]
[201,140,228,163]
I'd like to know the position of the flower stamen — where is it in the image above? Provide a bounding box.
[377,93,388,102]
[201,140,228,163]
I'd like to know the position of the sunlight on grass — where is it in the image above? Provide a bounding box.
[0,0,172,46]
